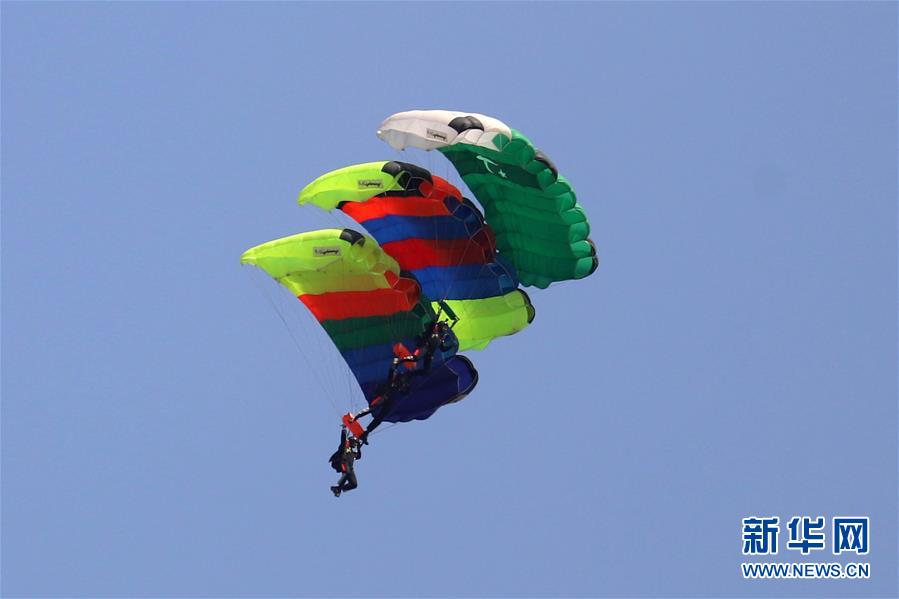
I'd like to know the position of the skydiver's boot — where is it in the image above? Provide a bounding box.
[330,485,341,497]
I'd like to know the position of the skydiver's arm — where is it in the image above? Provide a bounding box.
[389,356,418,379]
[329,429,347,466]
[365,392,388,410]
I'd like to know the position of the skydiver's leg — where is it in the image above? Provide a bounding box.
[359,416,382,444]
[338,462,357,491]
[340,470,357,492]
[367,416,384,434]
[360,392,396,443]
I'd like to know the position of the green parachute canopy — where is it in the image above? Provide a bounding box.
[377,109,598,288]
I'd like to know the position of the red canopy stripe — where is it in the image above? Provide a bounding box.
[299,277,420,321]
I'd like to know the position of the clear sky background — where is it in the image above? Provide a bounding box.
[2,2,896,597]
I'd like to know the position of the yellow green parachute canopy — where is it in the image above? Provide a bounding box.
[241,228,477,422]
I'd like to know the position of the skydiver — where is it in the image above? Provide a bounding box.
[329,426,362,497]
[390,320,457,378]
[350,372,411,444]
[417,320,457,371]
[388,350,417,382]
[349,320,456,445]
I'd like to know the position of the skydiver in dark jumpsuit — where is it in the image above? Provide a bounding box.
[351,373,410,444]
[329,427,362,497]
[421,320,457,370]
[397,320,457,374]
[352,321,459,445]
[350,321,456,444]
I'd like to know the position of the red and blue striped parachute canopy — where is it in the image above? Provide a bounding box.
[298,161,535,350]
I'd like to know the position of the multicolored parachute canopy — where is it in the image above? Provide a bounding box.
[240,228,477,422]
[377,110,598,289]
[298,161,535,350]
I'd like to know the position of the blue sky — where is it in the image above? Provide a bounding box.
[2,2,896,597]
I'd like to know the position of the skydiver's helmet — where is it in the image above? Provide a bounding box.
[435,321,450,337]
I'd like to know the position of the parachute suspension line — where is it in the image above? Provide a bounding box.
[403,158,484,309]
[262,272,347,419]
[436,189,492,307]
[309,213,363,415]
[331,246,364,416]
[431,160,514,347]
[322,202,357,405]
[324,206,355,232]
[276,260,348,415]
[366,420,398,438]
[454,179,504,327]
[326,204,363,415]
[268,270,353,419]
[244,268,343,418]
[391,138,404,163]
[425,144,435,180]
